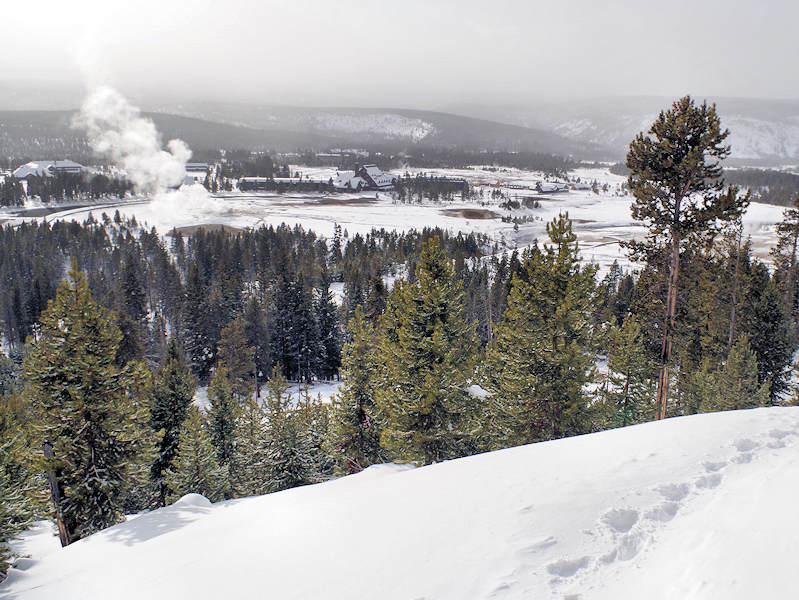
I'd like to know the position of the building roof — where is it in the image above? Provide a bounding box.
[12,160,84,178]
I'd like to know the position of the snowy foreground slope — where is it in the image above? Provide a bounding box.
[3,407,799,600]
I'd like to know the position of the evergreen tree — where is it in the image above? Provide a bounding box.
[483,214,597,447]
[747,278,792,403]
[150,339,197,507]
[233,396,270,497]
[241,295,270,397]
[599,318,655,428]
[772,197,799,322]
[165,407,228,503]
[316,273,342,380]
[217,318,255,400]
[0,402,37,577]
[375,237,479,465]
[207,366,239,488]
[328,307,384,474]
[24,263,153,543]
[626,96,749,419]
[702,335,769,412]
[182,263,214,380]
[262,366,318,491]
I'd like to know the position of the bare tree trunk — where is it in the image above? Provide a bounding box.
[728,225,743,351]
[656,239,680,420]
[42,442,70,547]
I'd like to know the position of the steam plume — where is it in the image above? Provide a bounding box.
[73,86,190,194]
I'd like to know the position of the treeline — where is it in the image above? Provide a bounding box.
[610,162,799,208]
[393,173,469,203]
[0,172,132,206]
[0,217,499,379]
[724,168,799,207]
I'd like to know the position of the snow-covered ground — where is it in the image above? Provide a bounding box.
[192,379,343,410]
[4,166,786,275]
[3,406,798,599]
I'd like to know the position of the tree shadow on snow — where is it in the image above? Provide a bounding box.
[101,503,212,546]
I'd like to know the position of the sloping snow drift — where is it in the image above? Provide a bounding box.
[3,407,798,599]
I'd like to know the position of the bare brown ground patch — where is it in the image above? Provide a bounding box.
[440,208,499,220]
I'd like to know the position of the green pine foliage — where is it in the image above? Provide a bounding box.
[150,339,197,507]
[483,213,598,447]
[207,366,240,490]
[599,318,656,428]
[165,406,228,503]
[233,396,270,497]
[0,401,38,577]
[217,318,256,400]
[24,263,154,542]
[328,307,384,474]
[702,335,769,412]
[263,366,319,491]
[375,237,479,465]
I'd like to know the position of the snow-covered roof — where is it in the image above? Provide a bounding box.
[12,160,84,178]
[333,172,366,190]
[359,164,393,188]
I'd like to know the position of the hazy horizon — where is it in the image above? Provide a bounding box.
[1,0,797,110]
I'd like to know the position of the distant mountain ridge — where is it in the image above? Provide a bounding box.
[150,102,610,157]
[444,96,799,165]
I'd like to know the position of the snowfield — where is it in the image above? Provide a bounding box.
[4,166,785,276]
[3,407,798,600]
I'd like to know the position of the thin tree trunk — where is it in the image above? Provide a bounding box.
[656,239,680,420]
[728,225,742,351]
[42,442,70,547]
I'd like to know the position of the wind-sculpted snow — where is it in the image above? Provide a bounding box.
[3,407,798,599]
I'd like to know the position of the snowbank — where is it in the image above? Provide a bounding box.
[2,407,798,599]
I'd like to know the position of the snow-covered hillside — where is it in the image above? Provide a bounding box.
[3,407,798,600]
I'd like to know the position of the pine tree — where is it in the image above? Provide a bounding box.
[772,197,799,322]
[483,214,598,447]
[375,237,479,465]
[150,339,197,507]
[316,273,342,380]
[233,396,270,497]
[626,96,749,419]
[702,335,769,412]
[24,262,153,543]
[0,402,37,577]
[262,366,317,491]
[217,318,255,400]
[599,318,655,428]
[165,407,228,503]
[241,295,270,397]
[747,278,792,403]
[207,366,239,488]
[328,307,384,474]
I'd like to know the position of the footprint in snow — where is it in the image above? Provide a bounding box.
[601,508,639,533]
[769,429,792,440]
[695,473,723,489]
[655,482,691,502]
[547,556,590,577]
[733,438,759,452]
[732,452,753,464]
[645,501,680,522]
[703,460,727,473]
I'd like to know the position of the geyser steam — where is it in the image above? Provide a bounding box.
[73,86,191,194]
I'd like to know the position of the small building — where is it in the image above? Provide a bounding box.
[333,172,366,191]
[355,164,394,189]
[12,160,85,178]
[537,181,569,193]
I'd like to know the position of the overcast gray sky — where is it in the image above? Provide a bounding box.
[2,0,797,108]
